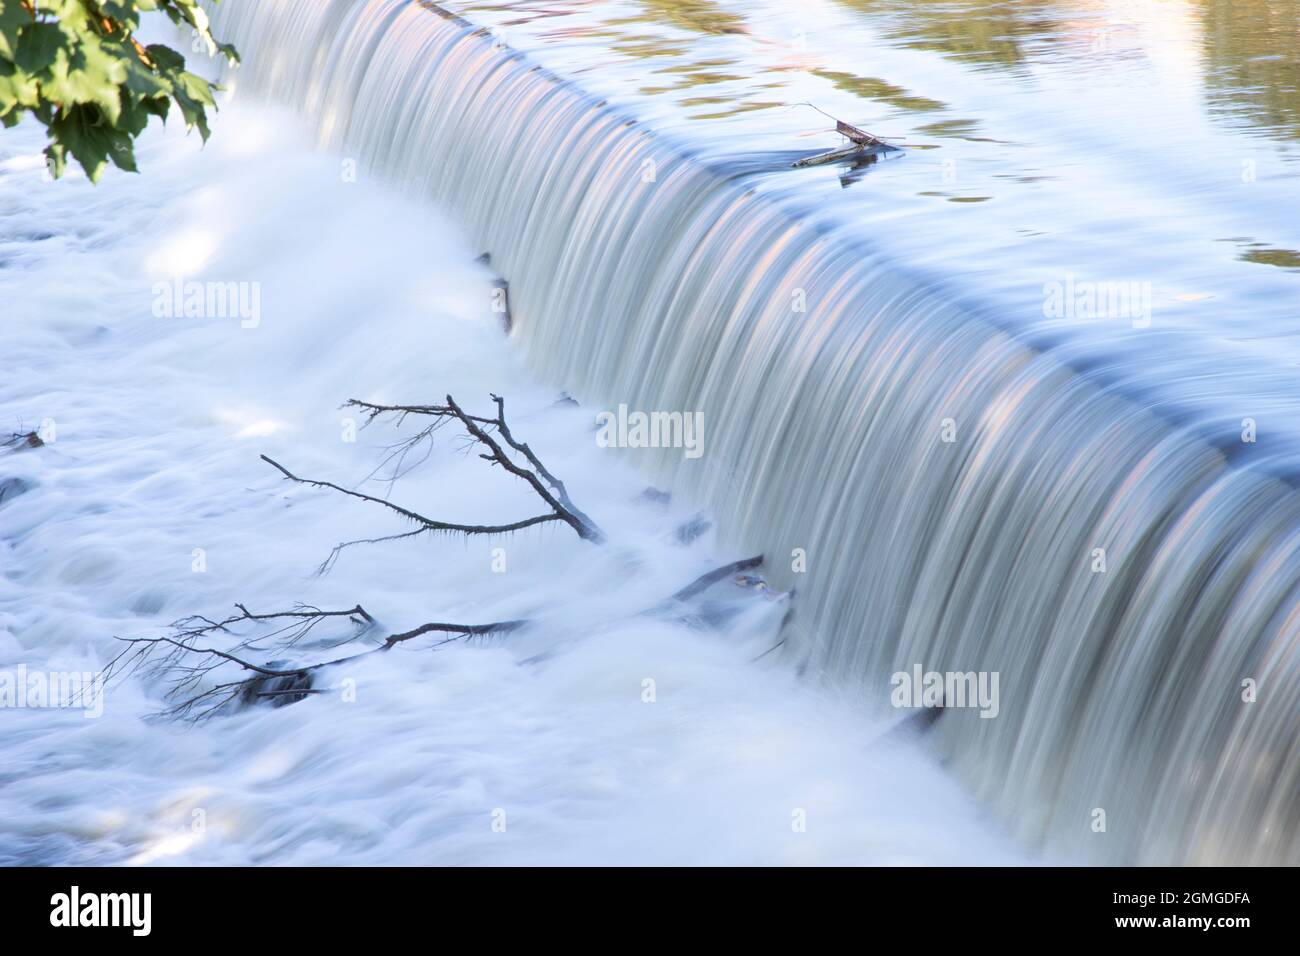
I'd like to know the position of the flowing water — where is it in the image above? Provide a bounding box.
[1,103,1021,865]
[202,0,1300,865]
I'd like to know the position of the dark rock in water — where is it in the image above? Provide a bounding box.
[880,706,944,744]
[553,393,579,407]
[674,513,711,545]
[475,251,491,265]
[129,592,168,617]
[0,476,32,507]
[638,486,671,506]
[240,663,314,709]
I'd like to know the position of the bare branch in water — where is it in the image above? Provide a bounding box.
[112,551,783,721]
[260,455,569,546]
[337,392,605,543]
[108,394,785,723]
[108,604,525,722]
[3,430,44,451]
[670,555,764,602]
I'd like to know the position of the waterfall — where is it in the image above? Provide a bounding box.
[207,0,1298,864]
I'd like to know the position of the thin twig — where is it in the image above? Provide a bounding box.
[337,392,605,543]
[109,607,527,721]
[261,453,568,537]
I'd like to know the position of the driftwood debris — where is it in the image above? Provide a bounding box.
[112,554,772,721]
[836,119,889,148]
[791,110,899,169]
[669,555,763,602]
[3,430,44,452]
[106,604,526,721]
[109,391,788,721]
[341,393,601,536]
[268,392,605,574]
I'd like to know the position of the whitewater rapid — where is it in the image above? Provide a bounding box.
[0,106,1019,865]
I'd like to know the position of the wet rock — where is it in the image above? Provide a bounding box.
[674,513,711,545]
[638,486,671,506]
[0,476,32,508]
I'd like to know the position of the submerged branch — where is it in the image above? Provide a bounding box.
[109,605,526,721]
[670,555,764,602]
[117,552,778,721]
[112,393,787,723]
[339,392,605,543]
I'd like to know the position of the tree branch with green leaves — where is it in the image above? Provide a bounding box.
[0,0,237,181]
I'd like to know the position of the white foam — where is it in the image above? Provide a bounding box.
[0,106,1018,865]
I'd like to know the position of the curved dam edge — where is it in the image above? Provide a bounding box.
[209,0,1300,865]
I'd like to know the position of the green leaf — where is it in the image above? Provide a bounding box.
[122,56,170,99]
[4,1,238,181]
[108,135,138,172]
[0,4,28,59]
[0,60,40,116]
[43,36,128,125]
[48,103,124,182]
[144,43,185,73]
[0,2,30,29]
[175,69,215,108]
[141,94,169,122]
[101,1,146,24]
[15,22,68,73]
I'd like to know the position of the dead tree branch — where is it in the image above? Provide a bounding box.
[670,555,764,602]
[789,105,902,168]
[339,392,605,542]
[110,391,787,723]
[445,394,604,542]
[4,430,44,451]
[262,453,566,537]
[115,550,781,721]
[109,605,525,721]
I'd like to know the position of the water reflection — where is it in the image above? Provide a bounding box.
[834,0,1083,74]
[831,0,1300,143]
[630,0,748,36]
[1197,0,1300,141]
[1230,240,1300,271]
[810,68,947,113]
[838,146,906,187]
[461,0,1300,145]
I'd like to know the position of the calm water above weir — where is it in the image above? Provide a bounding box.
[445,0,1300,449]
